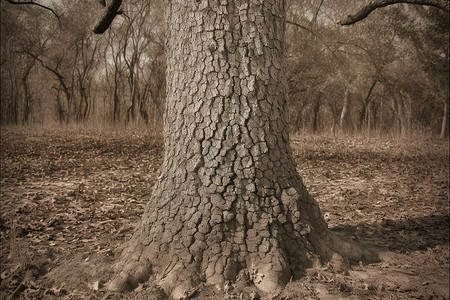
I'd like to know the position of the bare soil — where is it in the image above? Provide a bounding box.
[1,127,448,300]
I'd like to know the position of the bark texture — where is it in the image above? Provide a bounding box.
[108,1,366,298]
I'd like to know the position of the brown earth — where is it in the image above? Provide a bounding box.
[0,126,448,300]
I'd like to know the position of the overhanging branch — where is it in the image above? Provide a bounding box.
[338,0,450,26]
[5,0,61,27]
[92,0,123,34]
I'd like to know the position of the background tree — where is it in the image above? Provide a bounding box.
[1,0,447,136]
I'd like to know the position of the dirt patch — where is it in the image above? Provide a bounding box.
[1,128,448,299]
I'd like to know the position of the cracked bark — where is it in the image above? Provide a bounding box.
[107,1,372,298]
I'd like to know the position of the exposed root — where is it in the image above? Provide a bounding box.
[250,252,291,294]
[157,264,201,299]
[104,176,378,299]
[105,236,377,299]
[106,259,152,292]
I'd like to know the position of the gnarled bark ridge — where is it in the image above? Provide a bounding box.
[107,1,371,298]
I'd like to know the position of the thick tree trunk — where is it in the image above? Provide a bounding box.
[107,1,369,298]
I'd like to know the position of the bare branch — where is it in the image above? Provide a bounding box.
[311,0,324,24]
[4,0,61,27]
[93,0,123,34]
[286,20,317,36]
[286,20,342,63]
[338,0,450,26]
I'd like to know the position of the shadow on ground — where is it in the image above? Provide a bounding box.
[332,214,449,252]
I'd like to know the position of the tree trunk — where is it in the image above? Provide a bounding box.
[113,88,120,123]
[440,99,448,138]
[378,99,383,132]
[107,1,369,298]
[397,96,407,137]
[7,69,19,125]
[53,86,66,123]
[358,78,377,131]
[312,93,322,133]
[22,64,33,125]
[340,87,350,133]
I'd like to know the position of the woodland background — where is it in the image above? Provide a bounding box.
[1,1,449,299]
[1,0,449,137]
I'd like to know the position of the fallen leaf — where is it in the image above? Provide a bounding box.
[89,281,99,291]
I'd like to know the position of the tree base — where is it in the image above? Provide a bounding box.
[106,225,378,299]
[105,173,379,299]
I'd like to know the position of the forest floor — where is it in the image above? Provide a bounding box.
[0,126,448,300]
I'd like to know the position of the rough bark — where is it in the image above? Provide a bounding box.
[338,0,450,26]
[107,1,371,298]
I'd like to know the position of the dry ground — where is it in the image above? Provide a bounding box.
[0,126,448,299]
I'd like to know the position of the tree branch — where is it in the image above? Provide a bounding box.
[92,0,123,34]
[338,0,450,26]
[5,0,61,27]
[286,20,342,63]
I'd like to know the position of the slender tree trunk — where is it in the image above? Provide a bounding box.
[378,99,384,133]
[340,87,350,132]
[53,87,65,123]
[7,69,19,125]
[113,88,120,123]
[397,96,408,137]
[312,93,322,133]
[22,64,33,125]
[107,1,369,298]
[359,78,377,130]
[440,99,448,138]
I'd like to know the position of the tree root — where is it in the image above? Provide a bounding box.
[105,239,378,299]
[106,259,152,292]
